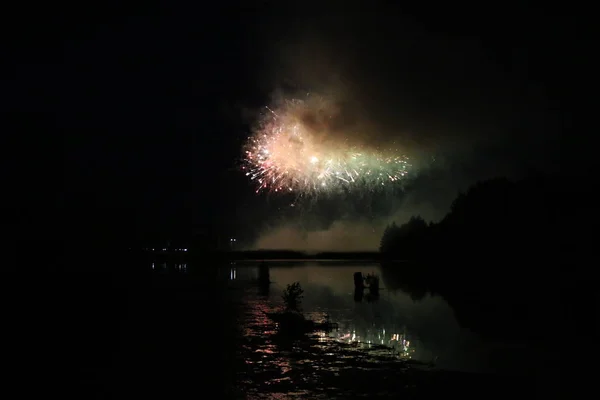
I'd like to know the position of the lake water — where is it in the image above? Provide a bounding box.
[20,258,573,398]
[214,261,533,398]
[91,260,536,398]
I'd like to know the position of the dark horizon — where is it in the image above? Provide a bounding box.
[6,2,593,253]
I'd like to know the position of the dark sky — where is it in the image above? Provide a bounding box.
[5,2,592,247]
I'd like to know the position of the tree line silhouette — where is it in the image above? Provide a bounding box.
[380,176,563,262]
[379,174,596,339]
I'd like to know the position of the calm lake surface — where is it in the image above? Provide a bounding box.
[100,260,536,398]
[24,258,575,398]
[230,263,530,363]
[213,261,533,398]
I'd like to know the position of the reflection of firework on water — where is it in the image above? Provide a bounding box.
[242,95,412,194]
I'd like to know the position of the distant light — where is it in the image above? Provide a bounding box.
[183,249,187,252]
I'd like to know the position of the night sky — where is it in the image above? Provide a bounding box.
[6,2,591,249]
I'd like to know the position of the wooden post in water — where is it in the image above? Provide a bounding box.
[258,261,270,283]
[258,261,270,296]
[353,272,364,290]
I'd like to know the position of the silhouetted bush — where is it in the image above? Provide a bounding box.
[282,282,304,311]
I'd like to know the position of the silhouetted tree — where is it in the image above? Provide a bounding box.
[381,176,562,264]
[379,173,597,340]
[380,216,428,258]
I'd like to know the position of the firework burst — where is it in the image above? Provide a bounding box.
[242,95,412,194]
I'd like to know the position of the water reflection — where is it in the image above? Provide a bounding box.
[135,260,530,397]
[228,263,524,376]
[149,262,187,273]
[353,272,380,303]
[211,263,254,282]
[329,326,414,358]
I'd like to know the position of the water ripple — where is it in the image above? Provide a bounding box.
[235,288,434,398]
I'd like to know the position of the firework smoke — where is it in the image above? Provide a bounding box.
[242,94,412,195]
